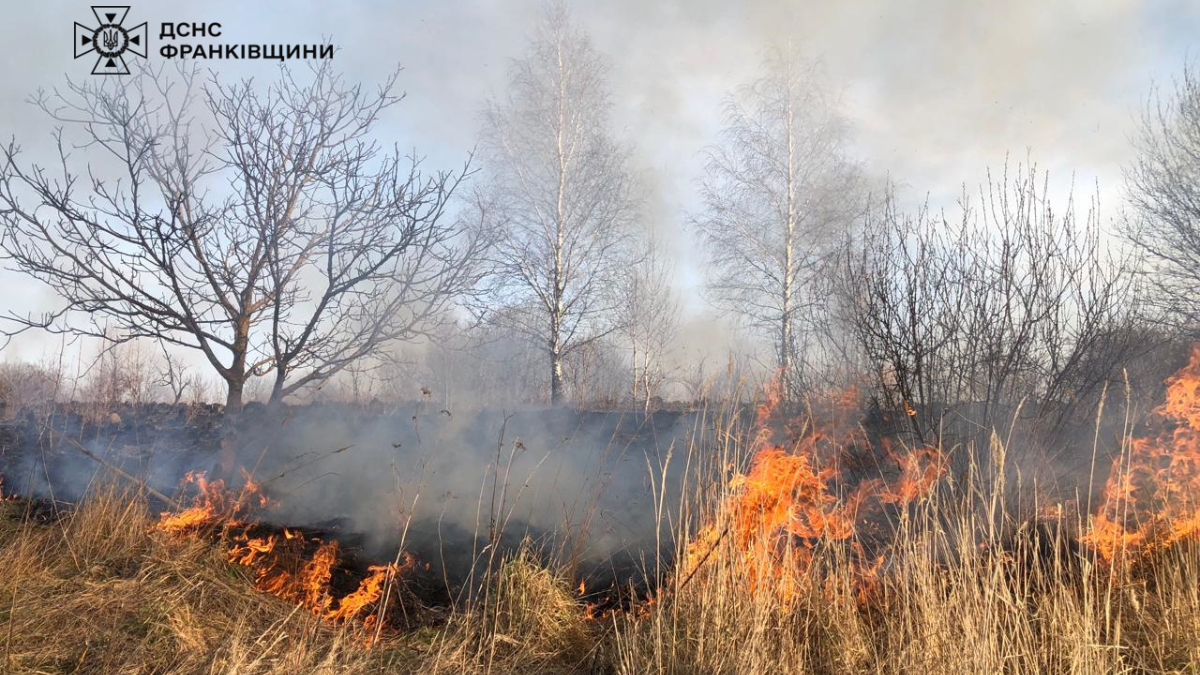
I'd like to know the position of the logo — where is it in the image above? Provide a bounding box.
[74,6,148,75]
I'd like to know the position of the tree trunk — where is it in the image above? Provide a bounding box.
[216,377,245,479]
[780,66,796,395]
[550,346,564,405]
[550,293,565,405]
[780,314,793,377]
[641,350,652,415]
[266,370,288,411]
[225,378,245,416]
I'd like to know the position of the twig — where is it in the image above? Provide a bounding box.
[676,524,730,592]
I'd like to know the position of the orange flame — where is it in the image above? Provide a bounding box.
[682,381,944,605]
[1083,346,1200,561]
[880,443,947,505]
[155,471,410,636]
[156,470,264,534]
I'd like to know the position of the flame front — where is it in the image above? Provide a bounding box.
[155,472,408,636]
[682,383,945,605]
[685,347,1200,608]
[1083,347,1200,561]
[156,471,261,534]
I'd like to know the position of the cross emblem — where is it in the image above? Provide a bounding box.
[74,6,148,75]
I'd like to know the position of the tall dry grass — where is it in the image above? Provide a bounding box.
[0,485,399,674]
[0,483,598,674]
[610,417,1200,675]
[0,406,1197,674]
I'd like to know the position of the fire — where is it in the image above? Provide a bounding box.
[1083,346,1200,561]
[680,346,1200,608]
[329,562,409,626]
[155,471,410,636]
[156,470,265,534]
[682,382,945,605]
[726,446,857,545]
[879,443,947,505]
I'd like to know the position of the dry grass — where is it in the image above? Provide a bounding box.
[1,428,1198,674]
[610,522,1199,673]
[0,485,394,674]
[419,544,596,674]
[0,484,598,674]
[609,429,1200,675]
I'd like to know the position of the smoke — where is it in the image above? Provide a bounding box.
[0,405,702,586]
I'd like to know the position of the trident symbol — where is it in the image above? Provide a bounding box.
[75,7,148,75]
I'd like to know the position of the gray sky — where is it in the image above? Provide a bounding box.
[2,0,1198,363]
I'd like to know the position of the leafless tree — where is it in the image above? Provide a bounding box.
[845,163,1142,444]
[450,319,549,405]
[1125,62,1200,334]
[470,2,643,405]
[0,62,485,424]
[677,355,712,406]
[155,343,194,405]
[78,334,156,407]
[0,361,61,417]
[563,338,627,407]
[693,46,862,396]
[618,237,681,412]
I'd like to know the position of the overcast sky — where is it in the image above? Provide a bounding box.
[2,0,1198,364]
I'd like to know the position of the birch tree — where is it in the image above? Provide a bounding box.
[1126,62,1200,334]
[618,237,680,412]
[472,2,642,405]
[693,47,861,393]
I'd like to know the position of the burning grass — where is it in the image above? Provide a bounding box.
[0,484,597,674]
[153,471,411,638]
[0,485,392,673]
[610,350,1200,673]
[1,352,1200,673]
[615,469,1199,672]
[1083,346,1200,561]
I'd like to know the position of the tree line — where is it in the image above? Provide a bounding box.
[1,3,1198,440]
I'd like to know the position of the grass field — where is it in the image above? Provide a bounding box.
[1,397,1198,675]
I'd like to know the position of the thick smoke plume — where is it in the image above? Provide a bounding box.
[0,405,700,588]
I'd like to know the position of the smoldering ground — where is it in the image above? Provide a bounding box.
[3,397,1146,580]
[0,404,701,590]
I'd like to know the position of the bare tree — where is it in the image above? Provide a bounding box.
[78,334,156,408]
[693,46,861,396]
[0,360,61,417]
[845,164,1141,444]
[155,343,194,405]
[444,318,549,405]
[470,2,642,405]
[1125,62,1200,334]
[563,338,627,408]
[618,237,681,412]
[0,63,484,423]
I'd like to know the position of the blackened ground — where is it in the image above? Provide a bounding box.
[0,398,1120,604]
[0,402,705,598]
